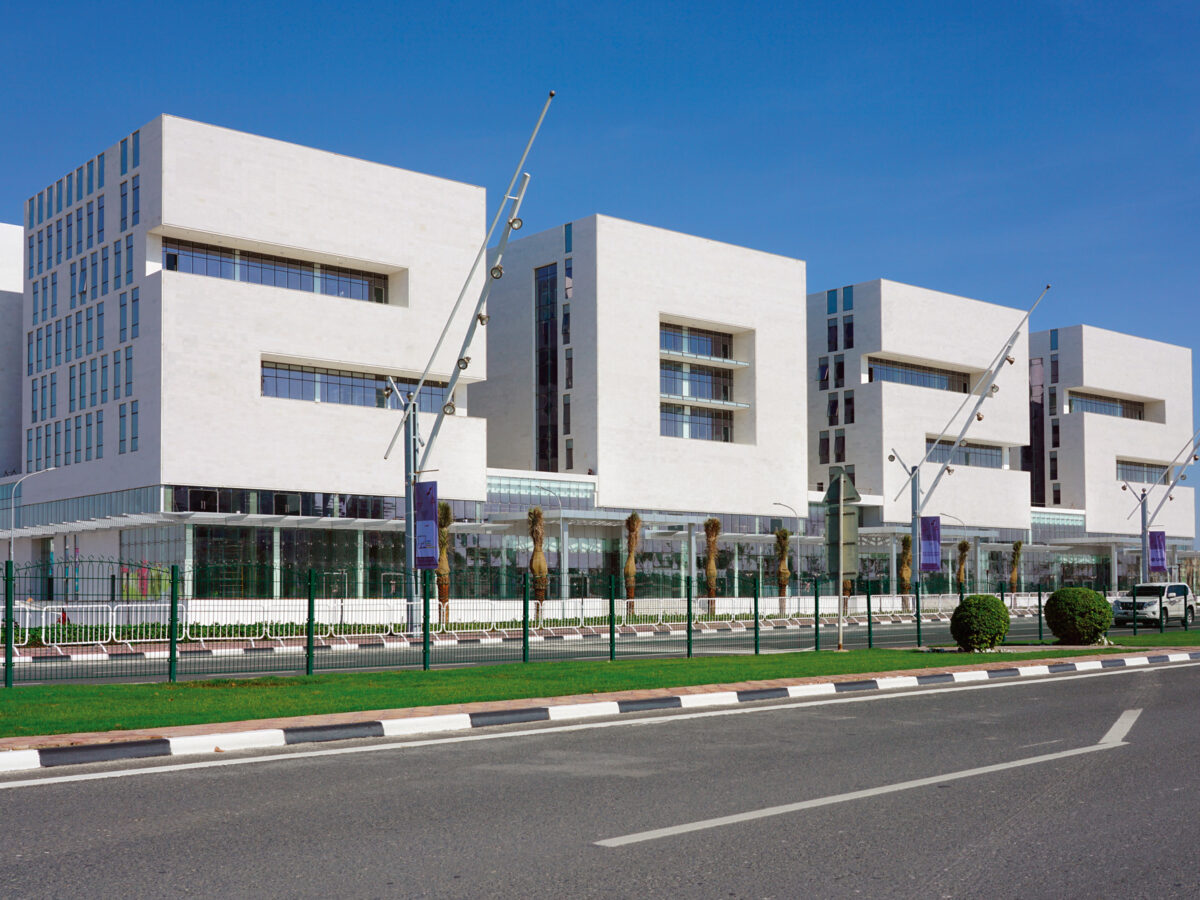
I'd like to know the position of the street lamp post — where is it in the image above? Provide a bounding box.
[772,502,802,600]
[540,486,567,602]
[1121,482,1150,584]
[8,468,56,563]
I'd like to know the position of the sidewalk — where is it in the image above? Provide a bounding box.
[4,647,1197,764]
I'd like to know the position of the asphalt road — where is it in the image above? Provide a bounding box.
[2,661,1198,897]
[10,616,1163,683]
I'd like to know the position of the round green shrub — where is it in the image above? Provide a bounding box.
[1044,587,1113,644]
[950,594,1010,651]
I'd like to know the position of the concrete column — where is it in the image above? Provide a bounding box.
[561,519,569,601]
[272,527,281,600]
[732,540,740,598]
[889,534,897,593]
[356,529,364,599]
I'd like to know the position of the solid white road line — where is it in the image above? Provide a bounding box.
[0,664,1187,792]
[595,709,1142,848]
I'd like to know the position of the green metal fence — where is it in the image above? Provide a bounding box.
[0,561,1180,687]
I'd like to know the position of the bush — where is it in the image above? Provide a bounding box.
[1044,587,1113,644]
[950,594,1009,651]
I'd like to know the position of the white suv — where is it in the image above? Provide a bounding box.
[1112,583,1195,628]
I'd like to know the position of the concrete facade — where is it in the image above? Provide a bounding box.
[472,214,808,519]
[807,279,1031,532]
[8,116,490,565]
[1030,325,1195,541]
[0,223,22,477]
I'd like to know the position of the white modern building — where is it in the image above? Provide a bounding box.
[7,116,490,588]
[1027,325,1195,582]
[0,223,22,479]
[474,214,807,515]
[807,277,1031,542]
[470,214,811,586]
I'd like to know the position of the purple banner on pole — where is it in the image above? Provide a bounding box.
[414,482,439,570]
[1149,530,1167,573]
[919,516,942,572]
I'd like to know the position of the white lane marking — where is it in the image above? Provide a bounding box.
[1099,708,1142,745]
[0,663,1189,792]
[596,709,1142,847]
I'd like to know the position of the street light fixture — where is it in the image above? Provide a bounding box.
[7,468,56,563]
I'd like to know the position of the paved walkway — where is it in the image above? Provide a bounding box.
[4,646,1189,753]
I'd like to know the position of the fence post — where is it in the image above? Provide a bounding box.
[1160,594,1165,634]
[814,579,820,652]
[110,573,116,605]
[753,575,760,655]
[686,575,693,658]
[866,579,873,650]
[915,582,922,647]
[608,574,616,661]
[169,565,179,683]
[522,572,530,663]
[1038,585,1044,642]
[422,569,431,671]
[306,568,315,676]
[4,560,13,689]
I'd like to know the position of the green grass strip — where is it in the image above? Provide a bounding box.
[2,644,1178,739]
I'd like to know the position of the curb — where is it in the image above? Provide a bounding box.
[2,650,1196,774]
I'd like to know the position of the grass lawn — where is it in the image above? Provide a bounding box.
[0,644,1174,740]
[1109,631,1200,647]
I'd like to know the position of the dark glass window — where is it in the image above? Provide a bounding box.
[561,303,570,344]
[844,390,855,425]
[1070,392,1144,420]
[565,439,574,470]
[564,348,573,389]
[162,237,388,304]
[1051,418,1060,448]
[1048,386,1057,415]
[826,289,837,315]
[534,263,558,471]
[261,362,448,411]
[927,439,1003,469]
[834,429,845,462]
[660,323,733,359]
[660,362,732,401]
[834,354,845,389]
[826,394,838,426]
[818,431,829,465]
[843,284,853,310]
[1050,353,1058,383]
[1049,451,1058,481]
[827,318,838,352]
[1052,483,1061,505]
[817,357,829,391]
[1117,460,1167,484]
[867,357,970,393]
[659,404,733,442]
[1049,328,1058,351]
[843,315,854,349]
[564,258,572,299]
[562,394,571,435]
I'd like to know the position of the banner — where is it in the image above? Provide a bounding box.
[1148,530,1167,573]
[919,516,942,572]
[414,481,439,570]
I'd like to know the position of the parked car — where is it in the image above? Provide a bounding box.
[1112,583,1195,627]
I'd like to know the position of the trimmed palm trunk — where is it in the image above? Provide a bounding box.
[624,512,641,616]
[775,528,791,616]
[899,535,913,612]
[436,501,453,623]
[1010,540,1023,594]
[703,517,721,607]
[528,507,548,620]
[956,539,971,592]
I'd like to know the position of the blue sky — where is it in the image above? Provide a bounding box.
[3,0,1198,532]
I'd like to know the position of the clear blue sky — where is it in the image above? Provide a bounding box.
[4,0,1198,533]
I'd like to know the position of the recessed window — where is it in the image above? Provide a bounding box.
[1051,418,1060,448]
[817,357,829,391]
[826,394,839,426]
[842,284,853,311]
[1052,483,1061,505]
[827,318,838,352]
[826,289,837,315]
[843,315,854,350]
[1049,451,1058,481]
[565,438,574,470]
[834,429,845,463]
[844,390,855,425]
[818,430,830,464]
[834,354,845,389]
[868,357,970,393]
[1050,353,1058,383]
